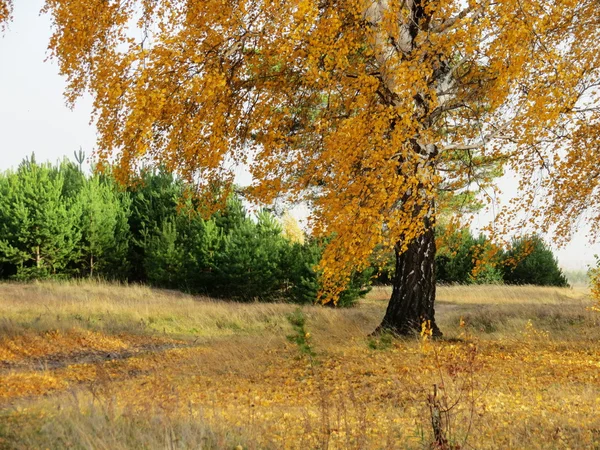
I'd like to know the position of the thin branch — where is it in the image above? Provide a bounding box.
[440,116,515,152]
[430,1,489,35]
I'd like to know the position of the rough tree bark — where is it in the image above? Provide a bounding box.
[378,214,441,336]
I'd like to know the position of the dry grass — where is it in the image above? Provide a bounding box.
[368,284,597,341]
[1,280,600,449]
[0,280,297,338]
[367,284,588,305]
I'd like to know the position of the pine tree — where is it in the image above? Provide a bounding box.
[0,158,80,278]
[58,158,86,200]
[502,236,568,287]
[285,238,372,307]
[77,175,131,278]
[126,169,182,282]
[211,208,287,301]
[435,228,502,285]
[144,218,185,288]
[175,207,222,294]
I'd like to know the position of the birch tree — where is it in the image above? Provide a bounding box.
[3,0,599,334]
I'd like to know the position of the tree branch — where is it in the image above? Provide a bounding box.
[440,120,513,152]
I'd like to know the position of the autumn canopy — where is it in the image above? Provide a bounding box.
[2,0,599,334]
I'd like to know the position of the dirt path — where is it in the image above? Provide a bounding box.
[0,340,202,374]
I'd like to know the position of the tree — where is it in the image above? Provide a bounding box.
[211,209,289,300]
[281,211,305,245]
[77,175,131,278]
[284,238,373,307]
[144,218,186,288]
[126,169,183,282]
[13,0,599,335]
[0,158,80,278]
[501,236,568,288]
[435,226,503,285]
[58,158,86,200]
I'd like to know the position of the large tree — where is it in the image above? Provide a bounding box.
[4,0,599,334]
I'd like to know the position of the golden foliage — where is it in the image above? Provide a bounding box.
[32,0,600,299]
[0,0,11,28]
[588,264,600,313]
[281,211,305,244]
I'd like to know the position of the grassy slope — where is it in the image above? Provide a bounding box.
[0,281,599,449]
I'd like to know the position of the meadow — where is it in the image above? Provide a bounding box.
[0,281,599,449]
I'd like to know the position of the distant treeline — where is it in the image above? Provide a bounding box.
[0,156,569,306]
[0,156,370,305]
[563,270,591,286]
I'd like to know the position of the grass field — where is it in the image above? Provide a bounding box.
[1,281,599,449]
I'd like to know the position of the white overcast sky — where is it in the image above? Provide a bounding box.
[1,1,599,271]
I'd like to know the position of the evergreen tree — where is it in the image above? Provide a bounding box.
[0,158,80,279]
[126,169,182,282]
[435,228,476,284]
[212,195,247,234]
[0,156,371,305]
[285,237,373,307]
[58,158,86,200]
[210,208,287,301]
[180,214,222,293]
[144,218,185,288]
[435,228,502,284]
[77,175,131,278]
[284,241,322,304]
[502,236,568,287]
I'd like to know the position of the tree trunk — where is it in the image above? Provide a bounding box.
[376,218,442,337]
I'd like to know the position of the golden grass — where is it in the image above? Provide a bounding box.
[1,280,600,449]
[0,280,296,337]
[367,284,589,305]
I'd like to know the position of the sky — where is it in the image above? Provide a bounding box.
[1,1,599,271]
